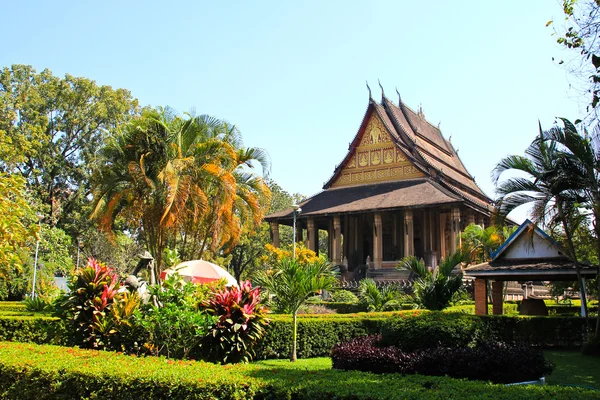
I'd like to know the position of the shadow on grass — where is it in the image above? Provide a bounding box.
[545,350,600,390]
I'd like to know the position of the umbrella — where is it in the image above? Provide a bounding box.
[160,260,238,287]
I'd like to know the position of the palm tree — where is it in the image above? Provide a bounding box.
[492,126,589,316]
[540,118,600,333]
[253,256,338,361]
[398,251,467,310]
[91,108,271,280]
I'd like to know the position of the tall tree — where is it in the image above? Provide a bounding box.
[540,118,600,333]
[226,179,304,282]
[91,108,270,279]
[550,0,600,115]
[0,64,139,232]
[0,173,37,299]
[492,125,589,316]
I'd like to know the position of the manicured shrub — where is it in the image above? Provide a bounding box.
[380,312,481,351]
[331,289,359,303]
[255,316,381,359]
[0,315,66,344]
[331,335,554,384]
[0,301,26,312]
[201,280,270,363]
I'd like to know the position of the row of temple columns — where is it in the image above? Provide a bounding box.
[270,206,485,268]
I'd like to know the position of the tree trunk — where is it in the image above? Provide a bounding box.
[291,311,298,362]
[594,202,600,336]
[557,200,588,320]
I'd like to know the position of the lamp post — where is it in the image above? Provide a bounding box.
[76,237,82,271]
[292,204,301,259]
[31,213,43,299]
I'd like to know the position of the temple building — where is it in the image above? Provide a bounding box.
[265,90,494,279]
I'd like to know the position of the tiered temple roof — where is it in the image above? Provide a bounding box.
[266,92,493,222]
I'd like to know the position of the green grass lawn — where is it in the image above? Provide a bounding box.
[546,350,600,390]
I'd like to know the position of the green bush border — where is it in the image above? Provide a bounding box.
[0,341,596,400]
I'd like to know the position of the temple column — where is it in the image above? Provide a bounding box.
[373,212,383,269]
[450,207,461,254]
[343,215,349,261]
[393,213,398,257]
[403,210,414,257]
[327,219,333,261]
[307,217,317,252]
[476,214,485,228]
[429,210,438,268]
[439,213,447,258]
[466,211,475,227]
[270,222,280,248]
[475,278,488,315]
[333,215,342,265]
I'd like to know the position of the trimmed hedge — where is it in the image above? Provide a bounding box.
[0,341,596,399]
[0,302,26,312]
[255,316,381,359]
[0,316,67,345]
[331,335,554,384]
[380,312,481,351]
[0,311,593,361]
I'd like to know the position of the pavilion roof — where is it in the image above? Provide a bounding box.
[265,178,461,222]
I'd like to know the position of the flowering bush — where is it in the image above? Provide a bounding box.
[56,258,121,349]
[202,280,270,363]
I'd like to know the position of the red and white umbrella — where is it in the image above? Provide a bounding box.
[160,260,238,287]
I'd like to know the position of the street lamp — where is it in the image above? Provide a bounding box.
[76,237,82,271]
[292,204,301,259]
[31,213,43,299]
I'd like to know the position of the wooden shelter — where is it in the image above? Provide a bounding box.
[265,91,494,279]
[465,220,598,315]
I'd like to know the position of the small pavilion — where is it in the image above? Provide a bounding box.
[465,220,598,315]
[265,89,494,277]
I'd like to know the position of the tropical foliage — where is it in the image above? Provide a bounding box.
[90,108,271,280]
[398,251,467,310]
[459,223,515,264]
[358,279,406,312]
[254,255,338,361]
[202,280,270,363]
[57,258,121,349]
[0,173,37,299]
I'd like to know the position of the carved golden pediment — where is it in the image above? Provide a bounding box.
[332,114,424,187]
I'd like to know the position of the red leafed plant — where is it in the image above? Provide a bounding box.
[57,258,121,349]
[202,280,270,363]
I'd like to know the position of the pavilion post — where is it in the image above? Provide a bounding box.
[474,278,488,315]
[492,280,503,315]
[307,217,317,252]
[270,222,280,248]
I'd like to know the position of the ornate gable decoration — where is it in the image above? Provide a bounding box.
[331,114,424,188]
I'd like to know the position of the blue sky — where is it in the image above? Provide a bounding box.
[2,1,583,221]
